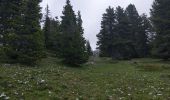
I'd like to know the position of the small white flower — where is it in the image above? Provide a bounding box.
[76,98,79,100]
[157,94,162,96]
[4,96,10,100]
[48,91,52,94]
[41,80,45,83]
[0,92,6,97]
[149,92,152,95]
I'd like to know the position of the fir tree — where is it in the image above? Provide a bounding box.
[151,0,170,60]
[77,11,84,35]
[138,14,152,56]
[126,4,149,57]
[49,17,61,52]
[113,6,135,59]
[16,0,45,65]
[0,0,24,61]
[60,0,88,65]
[86,40,93,56]
[97,6,116,57]
[43,5,51,49]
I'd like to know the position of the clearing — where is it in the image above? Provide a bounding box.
[0,57,170,100]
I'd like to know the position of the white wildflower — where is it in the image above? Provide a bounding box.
[157,93,162,96]
[4,96,10,100]
[0,92,6,98]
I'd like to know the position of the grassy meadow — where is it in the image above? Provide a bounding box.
[0,57,170,100]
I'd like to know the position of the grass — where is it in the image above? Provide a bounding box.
[0,57,170,100]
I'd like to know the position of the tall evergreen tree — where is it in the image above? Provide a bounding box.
[0,0,19,45]
[97,6,116,57]
[141,14,154,43]
[48,17,61,52]
[43,5,51,49]
[60,0,88,65]
[0,0,24,61]
[151,0,170,60]
[86,40,93,56]
[76,10,88,61]
[77,11,84,35]
[43,5,61,52]
[139,14,152,56]
[126,4,149,57]
[113,6,135,59]
[16,0,45,65]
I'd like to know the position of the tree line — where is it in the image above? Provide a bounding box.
[0,0,170,66]
[97,0,170,60]
[0,0,93,66]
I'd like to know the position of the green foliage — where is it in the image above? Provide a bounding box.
[97,6,116,57]
[17,0,44,65]
[151,0,170,60]
[112,6,135,59]
[43,5,52,49]
[126,4,149,58]
[97,5,151,60]
[48,18,61,53]
[0,0,45,65]
[86,40,93,56]
[43,8,61,52]
[59,0,88,65]
[0,0,23,45]
[0,47,7,62]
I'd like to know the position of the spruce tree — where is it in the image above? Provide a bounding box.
[43,5,61,52]
[76,11,88,62]
[17,0,45,65]
[138,14,152,56]
[126,4,149,57]
[43,5,51,49]
[97,6,116,57]
[151,0,170,60]
[86,40,93,56]
[77,11,84,35]
[113,6,135,59]
[49,17,61,52]
[60,0,88,65]
[0,0,23,61]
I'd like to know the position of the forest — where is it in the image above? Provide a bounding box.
[0,0,170,99]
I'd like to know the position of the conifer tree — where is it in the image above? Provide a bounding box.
[86,40,93,56]
[113,6,135,59]
[16,0,45,65]
[138,14,152,56]
[1,0,45,65]
[60,0,88,65]
[43,5,51,49]
[126,4,149,57]
[0,0,23,61]
[49,17,61,52]
[97,6,116,57]
[77,11,84,35]
[151,0,170,60]
[0,0,18,45]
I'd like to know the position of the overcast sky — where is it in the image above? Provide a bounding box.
[41,0,154,50]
